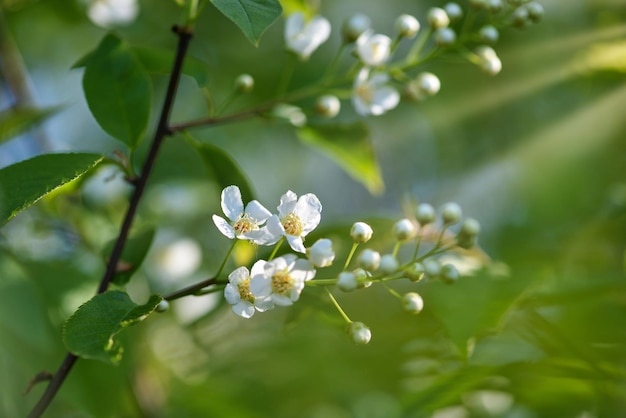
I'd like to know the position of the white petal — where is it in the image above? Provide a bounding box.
[212,215,236,239]
[228,266,250,285]
[233,301,255,318]
[285,12,305,41]
[371,86,400,114]
[286,234,306,253]
[224,284,241,304]
[277,190,298,217]
[352,94,371,116]
[272,294,294,306]
[254,297,274,312]
[245,200,272,223]
[295,193,322,234]
[221,185,244,221]
[370,72,390,86]
[252,216,283,245]
[292,258,316,281]
[280,254,298,266]
[250,259,267,276]
[249,275,272,298]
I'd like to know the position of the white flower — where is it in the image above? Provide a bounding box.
[212,185,272,243]
[352,68,400,116]
[249,254,316,307]
[262,190,322,253]
[355,30,392,66]
[224,263,273,318]
[284,12,331,60]
[307,238,335,267]
[87,0,138,27]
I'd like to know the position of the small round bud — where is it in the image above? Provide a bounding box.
[351,222,373,243]
[469,0,487,9]
[412,72,441,100]
[479,25,499,44]
[395,14,420,39]
[393,218,416,241]
[343,13,371,42]
[234,73,254,93]
[337,271,358,292]
[480,54,502,75]
[423,259,442,279]
[444,3,463,21]
[156,300,170,313]
[434,27,456,47]
[526,2,544,22]
[402,292,424,314]
[349,321,372,344]
[358,249,381,271]
[415,203,436,225]
[460,218,481,237]
[353,268,372,289]
[512,6,530,28]
[441,263,460,284]
[307,238,335,268]
[379,254,399,275]
[487,0,503,13]
[427,8,450,29]
[405,262,425,282]
[440,202,463,225]
[315,95,341,118]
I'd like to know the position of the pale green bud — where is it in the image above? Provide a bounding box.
[441,263,460,284]
[435,27,456,47]
[234,73,254,93]
[441,202,463,225]
[156,300,170,313]
[343,14,371,42]
[402,292,424,314]
[526,2,544,22]
[479,25,499,44]
[444,3,463,21]
[405,262,425,282]
[487,0,503,13]
[415,203,436,225]
[349,322,372,344]
[379,254,399,275]
[358,249,381,271]
[423,259,442,278]
[393,218,416,241]
[337,271,358,292]
[315,95,341,118]
[396,14,420,39]
[427,7,450,29]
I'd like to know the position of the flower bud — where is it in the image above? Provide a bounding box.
[407,72,441,101]
[395,14,420,39]
[379,254,399,275]
[469,0,487,9]
[479,25,499,44]
[402,292,424,314]
[415,203,436,225]
[444,3,463,21]
[234,73,254,93]
[405,262,425,282]
[307,238,335,267]
[440,202,462,225]
[512,6,530,28]
[343,13,371,42]
[480,54,502,75]
[423,259,442,278]
[337,271,358,292]
[349,321,372,344]
[427,8,450,29]
[526,2,544,22]
[435,28,456,47]
[487,0,503,13]
[353,268,372,289]
[156,299,170,313]
[315,95,341,118]
[393,218,416,241]
[457,218,480,249]
[358,249,381,271]
[441,263,460,284]
[351,222,373,243]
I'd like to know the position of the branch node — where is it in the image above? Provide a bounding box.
[23,371,53,396]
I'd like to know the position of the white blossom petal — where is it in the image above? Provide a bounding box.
[249,275,272,298]
[292,258,316,281]
[232,301,255,318]
[221,185,244,221]
[286,234,306,253]
[285,12,331,60]
[224,284,241,304]
[212,215,236,239]
[277,190,298,217]
[245,200,272,223]
[295,193,322,234]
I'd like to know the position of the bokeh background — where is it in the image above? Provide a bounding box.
[1,0,626,417]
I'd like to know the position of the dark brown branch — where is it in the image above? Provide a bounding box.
[27,24,194,418]
[164,277,219,301]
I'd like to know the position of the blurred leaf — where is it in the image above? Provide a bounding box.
[81,34,151,149]
[131,46,209,86]
[297,122,384,194]
[102,228,155,286]
[0,153,103,225]
[186,137,255,201]
[63,291,162,364]
[0,106,63,144]
[210,0,283,46]
[575,41,626,74]
[278,0,318,17]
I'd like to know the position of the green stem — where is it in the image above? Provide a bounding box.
[343,243,359,270]
[325,287,352,324]
[268,236,285,261]
[215,89,239,115]
[381,280,403,299]
[407,27,432,62]
[392,241,402,258]
[412,231,423,260]
[277,53,298,96]
[215,240,237,279]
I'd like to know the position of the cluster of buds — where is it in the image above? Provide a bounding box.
[211,186,481,345]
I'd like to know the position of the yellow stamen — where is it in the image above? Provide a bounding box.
[272,269,293,296]
[233,213,258,235]
[282,212,303,236]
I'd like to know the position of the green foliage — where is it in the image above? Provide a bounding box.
[0,153,103,225]
[81,34,152,149]
[0,106,62,144]
[210,0,283,46]
[131,46,209,86]
[63,291,162,364]
[102,228,156,286]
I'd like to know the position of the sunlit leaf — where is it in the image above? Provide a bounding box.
[0,106,63,144]
[278,0,317,18]
[210,0,283,46]
[63,291,162,364]
[102,229,155,286]
[575,41,626,74]
[0,153,103,225]
[296,122,384,194]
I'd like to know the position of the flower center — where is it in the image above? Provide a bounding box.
[237,279,255,303]
[233,213,258,235]
[370,40,387,62]
[271,269,293,296]
[281,212,303,236]
[356,83,374,104]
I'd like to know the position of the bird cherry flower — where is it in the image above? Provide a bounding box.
[352,68,400,116]
[224,264,273,318]
[284,12,331,60]
[263,190,322,253]
[355,30,392,66]
[87,0,138,27]
[212,185,272,243]
[307,238,335,268]
[249,254,316,307]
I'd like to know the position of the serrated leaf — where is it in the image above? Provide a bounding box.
[211,0,282,46]
[82,34,151,148]
[63,291,162,364]
[0,106,63,144]
[0,153,103,225]
[103,228,155,286]
[296,122,384,194]
[187,138,255,201]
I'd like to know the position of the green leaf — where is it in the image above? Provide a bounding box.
[0,153,103,225]
[63,291,162,364]
[187,138,255,201]
[296,122,384,194]
[82,34,151,149]
[0,106,63,144]
[210,0,283,46]
[131,46,209,86]
[102,229,156,286]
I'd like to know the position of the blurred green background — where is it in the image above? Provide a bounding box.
[1,0,626,417]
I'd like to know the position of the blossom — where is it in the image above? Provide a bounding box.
[307,238,335,268]
[284,12,331,60]
[352,68,400,116]
[212,185,272,243]
[87,0,138,27]
[249,254,316,307]
[262,190,322,253]
[355,30,392,66]
[224,263,273,318]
